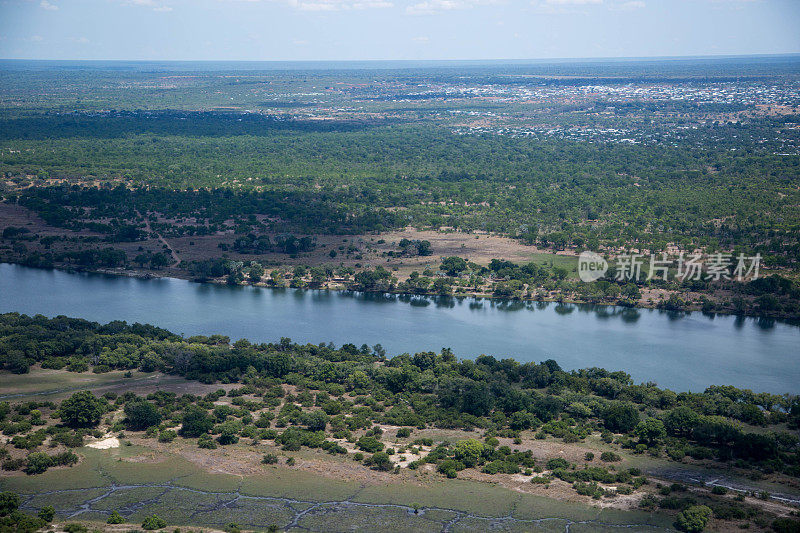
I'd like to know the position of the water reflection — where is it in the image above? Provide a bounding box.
[554,303,575,315]
[620,308,641,323]
[757,317,776,330]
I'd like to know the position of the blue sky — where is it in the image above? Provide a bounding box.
[1,0,798,61]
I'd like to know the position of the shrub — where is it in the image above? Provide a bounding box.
[639,494,658,510]
[158,430,177,443]
[107,511,126,524]
[772,518,800,533]
[437,459,462,478]
[24,452,52,475]
[124,400,162,430]
[674,505,712,533]
[600,451,621,462]
[198,434,217,449]
[142,514,167,530]
[711,485,728,495]
[180,406,213,437]
[356,436,384,453]
[573,482,605,499]
[396,428,412,438]
[365,452,393,471]
[0,491,20,516]
[59,391,106,428]
[546,458,570,470]
[262,453,279,465]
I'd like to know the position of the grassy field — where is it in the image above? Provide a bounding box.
[0,444,675,531]
[0,368,231,402]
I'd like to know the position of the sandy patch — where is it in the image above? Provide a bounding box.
[86,436,120,449]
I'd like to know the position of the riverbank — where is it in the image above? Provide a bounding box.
[26,260,800,325]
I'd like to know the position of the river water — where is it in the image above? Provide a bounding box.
[1,263,797,393]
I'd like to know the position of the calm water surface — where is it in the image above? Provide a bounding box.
[1,263,798,393]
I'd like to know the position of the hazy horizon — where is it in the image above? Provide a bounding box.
[1,0,798,62]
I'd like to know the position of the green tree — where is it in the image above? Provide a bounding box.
[302,410,328,432]
[674,505,712,532]
[663,406,701,437]
[59,391,106,428]
[440,256,468,277]
[635,418,666,445]
[216,420,242,445]
[38,505,55,522]
[124,400,162,430]
[453,439,485,468]
[23,452,52,475]
[180,405,213,437]
[0,491,20,516]
[602,402,639,433]
[142,514,167,530]
[366,451,393,471]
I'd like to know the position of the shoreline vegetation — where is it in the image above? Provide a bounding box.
[6,260,799,326]
[0,312,799,532]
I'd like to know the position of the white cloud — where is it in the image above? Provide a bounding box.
[40,0,58,10]
[120,0,173,11]
[406,0,498,15]
[223,0,391,10]
[283,0,392,9]
[412,35,429,42]
[611,0,644,9]
[545,0,601,4]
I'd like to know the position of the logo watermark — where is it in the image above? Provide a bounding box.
[578,252,761,283]
[578,251,608,282]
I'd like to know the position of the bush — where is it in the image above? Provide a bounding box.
[356,436,384,453]
[573,482,605,499]
[396,427,412,438]
[180,406,213,437]
[142,514,168,530]
[158,430,177,443]
[198,434,217,449]
[546,458,570,470]
[59,391,106,428]
[107,511,126,524]
[674,505,712,532]
[365,452,393,471]
[64,524,88,533]
[262,453,279,465]
[124,400,162,430]
[35,505,55,522]
[772,518,800,533]
[600,451,621,462]
[0,491,20,516]
[711,485,728,495]
[23,452,52,475]
[437,459,462,478]
[639,494,658,510]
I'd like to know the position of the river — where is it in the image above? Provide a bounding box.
[0,263,798,394]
